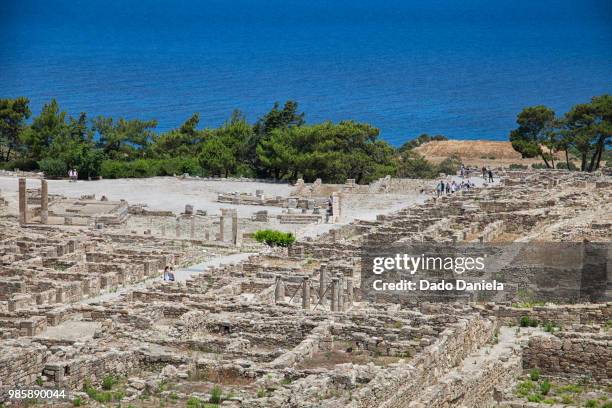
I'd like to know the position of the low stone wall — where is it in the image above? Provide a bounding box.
[351,314,496,408]
[523,332,611,382]
[479,303,612,327]
[0,341,48,398]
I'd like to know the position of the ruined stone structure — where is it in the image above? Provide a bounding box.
[0,170,610,407]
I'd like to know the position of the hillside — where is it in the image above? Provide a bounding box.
[414,140,550,167]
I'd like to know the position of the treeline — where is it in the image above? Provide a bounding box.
[0,98,456,183]
[510,94,611,171]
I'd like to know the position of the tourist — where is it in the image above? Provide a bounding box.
[445,182,450,194]
[460,164,465,178]
[163,266,170,281]
[68,169,73,181]
[325,196,333,223]
[73,169,78,181]
[488,168,494,183]
[451,181,457,193]
[436,180,444,197]
[481,166,487,179]
[168,267,176,282]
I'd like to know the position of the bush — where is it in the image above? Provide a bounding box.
[530,368,541,381]
[531,163,549,169]
[209,385,222,404]
[556,161,578,170]
[435,155,462,176]
[527,394,543,403]
[254,230,296,247]
[38,157,68,178]
[508,163,527,170]
[0,158,39,171]
[520,316,539,328]
[101,375,117,390]
[540,379,551,395]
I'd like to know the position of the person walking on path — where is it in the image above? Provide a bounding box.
[488,168,494,183]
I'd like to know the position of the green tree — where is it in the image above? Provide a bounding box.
[149,113,205,158]
[562,95,611,172]
[396,150,435,178]
[509,106,556,168]
[0,97,31,161]
[21,99,67,161]
[199,137,236,177]
[93,116,157,159]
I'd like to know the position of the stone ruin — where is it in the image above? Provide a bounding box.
[0,169,610,407]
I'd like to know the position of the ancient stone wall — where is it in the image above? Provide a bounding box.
[523,332,611,381]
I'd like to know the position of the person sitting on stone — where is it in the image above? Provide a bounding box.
[163,266,170,281]
[168,267,176,281]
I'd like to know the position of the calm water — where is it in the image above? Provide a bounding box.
[1,0,611,145]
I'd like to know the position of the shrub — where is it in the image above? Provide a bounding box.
[38,157,68,178]
[435,154,462,176]
[531,163,549,169]
[540,379,551,395]
[254,230,295,247]
[186,397,202,408]
[516,380,535,397]
[520,316,538,328]
[556,161,578,170]
[527,393,543,403]
[584,400,599,408]
[209,385,222,404]
[0,158,38,171]
[530,368,541,381]
[101,375,117,390]
[72,397,82,407]
[508,163,527,170]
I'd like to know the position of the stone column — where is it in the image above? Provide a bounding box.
[18,178,27,225]
[346,278,354,307]
[231,210,238,245]
[40,179,48,224]
[332,192,342,223]
[218,212,225,241]
[302,276,310,310]
[319,264,327,305]
[274,275,285,303]
[337,273,344,311]
[330,278,339,312]
[190,217,195,239]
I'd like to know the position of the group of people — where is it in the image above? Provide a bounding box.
[460,164,494,183]
[436,179,475,197]
[163,266,176,282]
[481,166,494,183]
[68,168,79,182]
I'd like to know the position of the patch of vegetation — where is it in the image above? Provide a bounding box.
[530,369,541,381]
[72,397,82,407]
[83,378,124,404]
[543,322,561,332]
[540,379,551,395]
[254,229,296,247]
[520,316,539,328]
[209,385,222,404]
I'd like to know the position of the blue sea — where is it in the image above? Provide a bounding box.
[1,0,611,145]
